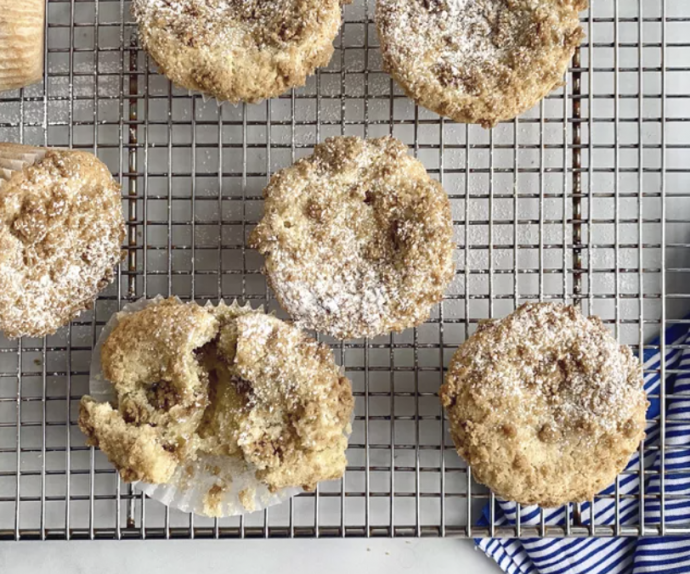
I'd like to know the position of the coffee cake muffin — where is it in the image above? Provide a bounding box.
[132,0,346,103]
[79,298,354,494]
[376,0,587,128]
[250,136,455,340]
[440,303,647,507]
[0,143,125,339]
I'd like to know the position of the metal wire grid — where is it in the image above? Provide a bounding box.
[0,0,689,540]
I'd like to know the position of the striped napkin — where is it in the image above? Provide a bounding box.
[476,320,690,574]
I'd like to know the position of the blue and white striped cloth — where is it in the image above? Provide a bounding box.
[476,321,690,574]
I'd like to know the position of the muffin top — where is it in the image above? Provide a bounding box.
[440,302,647,507]
[251,136,455,339]
[377,0,586,127]
[0,144,124,338]
[204,306,354,491]
[132,0,345,102]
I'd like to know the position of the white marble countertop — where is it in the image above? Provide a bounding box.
[1,539,501,573]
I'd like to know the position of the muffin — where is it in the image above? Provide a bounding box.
[0,0,45,92]
[79,298,354,494]
[132,0,346,102]
[440,303,647,507]
[376,0,587,127]
[0,143,125,339]
[250,136,455,339]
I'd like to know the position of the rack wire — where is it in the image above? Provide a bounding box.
[0,0,689,540]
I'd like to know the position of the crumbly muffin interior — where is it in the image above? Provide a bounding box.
[144,0,321,49]
[80,299,220,483]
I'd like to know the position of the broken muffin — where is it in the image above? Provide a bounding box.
[79,297,354,498]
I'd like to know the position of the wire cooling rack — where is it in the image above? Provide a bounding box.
[0,0,689,540]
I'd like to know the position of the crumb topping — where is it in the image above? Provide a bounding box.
[0,0,45,92]
[250,136,455,340]
[440,302,647,506]
[0,145,125,339]
[443,303,643,433]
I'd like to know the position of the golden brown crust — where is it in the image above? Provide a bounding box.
[250,136,455,339]
[0,0,45,92]
[0,144,125,339]
[79,299,354,494]
[440,303,647,507]
[132,0,344,103]
[376,0,587,128]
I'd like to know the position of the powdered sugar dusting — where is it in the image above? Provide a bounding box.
[445,303,646,436]
[133,0,326,49]
[376,0,586,127]
[132,0,343,102]
[0,146,124,339]
[378,0,532,95]
[234,312,342,412]
[251,136,455,340]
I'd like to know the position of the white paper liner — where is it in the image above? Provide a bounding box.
[89,296,351,518]
[187,88,245,107]
[0,145,47,189]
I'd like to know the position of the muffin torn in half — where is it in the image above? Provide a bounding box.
[79,298,354,497]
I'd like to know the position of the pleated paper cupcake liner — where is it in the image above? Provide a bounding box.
[0,144,47,189]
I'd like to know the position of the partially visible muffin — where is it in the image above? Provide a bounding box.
[0,0,45,92]
[376,0,587,127]
[250,136,455,339]
[440,303,647,507]
[0,144,125,339]
[132,0,346,102]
